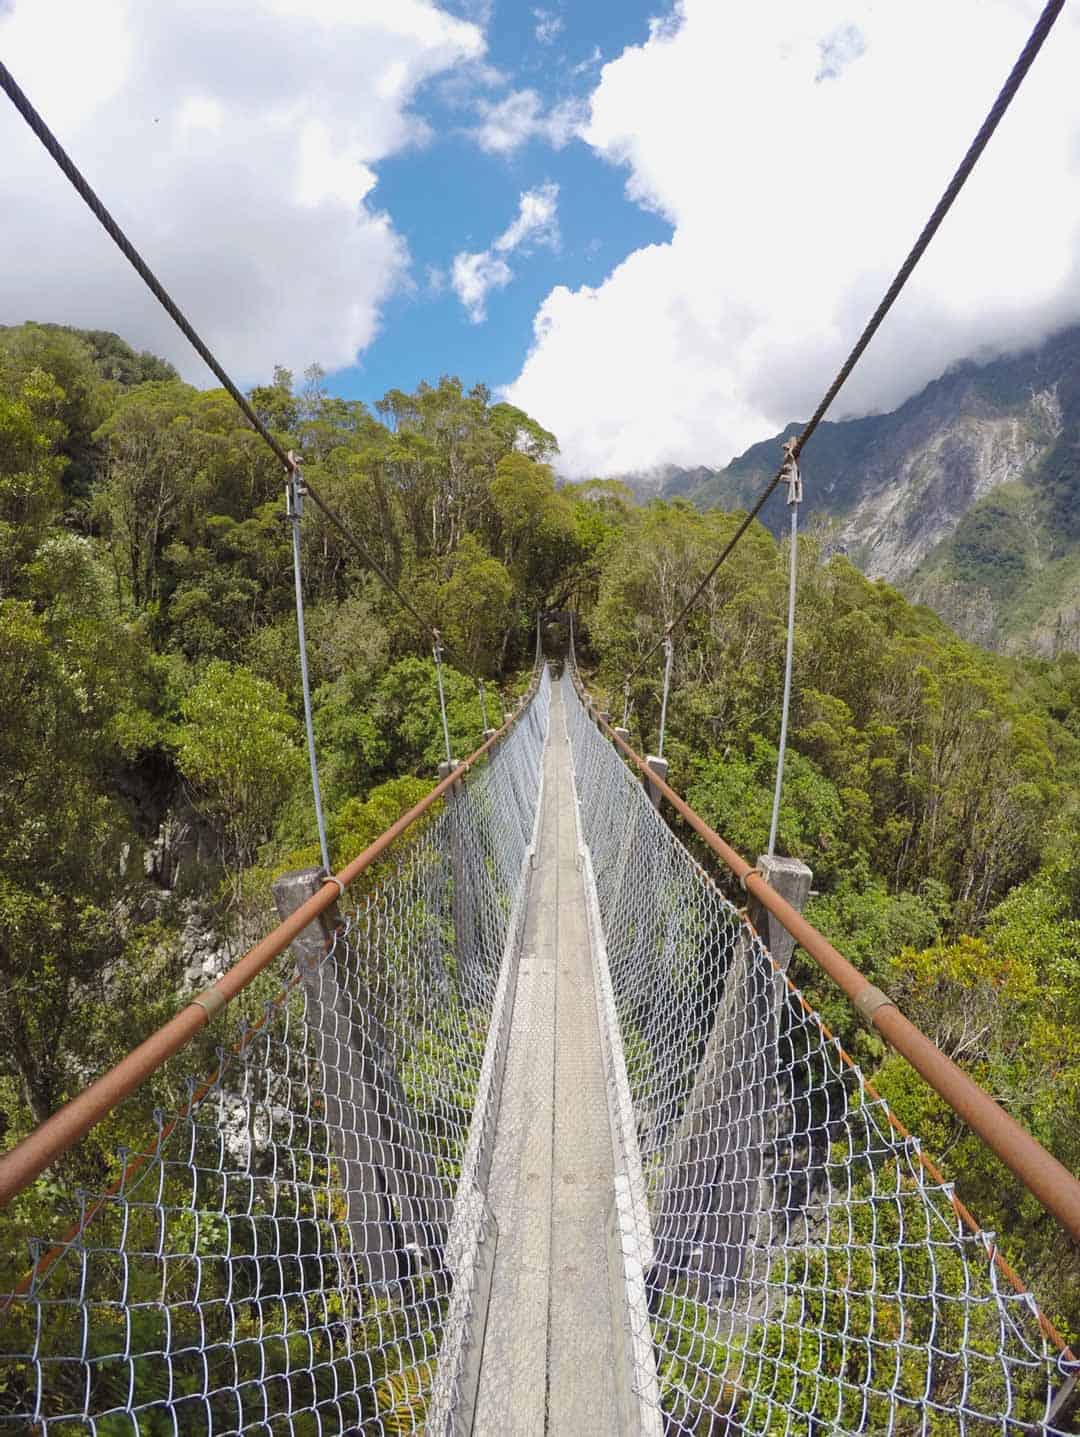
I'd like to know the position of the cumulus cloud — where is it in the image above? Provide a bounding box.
[506,0,1080,475]
[0,0,482,382]
[469,88,584,154]
[452,182,559,322]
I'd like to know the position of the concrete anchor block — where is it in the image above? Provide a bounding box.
[748,852,813,973]
[271,865,338,963]
[644,754,668,809]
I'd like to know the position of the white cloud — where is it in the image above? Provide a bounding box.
[494,181,560,253]
[0,0,482,382]
[452,252,514,323]
[452,182,560,322]
[533,8,564,46]
[506,0,1080,475]
[469,88,585,154]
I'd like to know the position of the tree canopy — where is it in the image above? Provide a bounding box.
[0,321,1077,1357]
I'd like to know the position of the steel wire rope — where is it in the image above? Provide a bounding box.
[433,636,455,766]
[656,633,674,759]
[286,457,331,874]
[766,443,802,857]
[0,57,486,687]
[621,0,1065,690]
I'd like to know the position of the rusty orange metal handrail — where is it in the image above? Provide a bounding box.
[570,670,1080,1249]
[0,676,540,1210]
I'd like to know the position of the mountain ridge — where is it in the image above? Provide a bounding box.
[611,324,1080,655]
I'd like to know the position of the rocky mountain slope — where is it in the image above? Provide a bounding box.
[627,325,1080,655]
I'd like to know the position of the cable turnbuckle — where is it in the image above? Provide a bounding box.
[780,437,803,506]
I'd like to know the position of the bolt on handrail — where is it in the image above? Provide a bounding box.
[0,667,544,1210]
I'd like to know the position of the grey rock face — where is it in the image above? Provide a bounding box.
[651,323,1080,652]
[838,387,1061,584]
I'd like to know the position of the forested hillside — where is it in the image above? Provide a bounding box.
[1,321,1078,1342]
[640,324,1080,658]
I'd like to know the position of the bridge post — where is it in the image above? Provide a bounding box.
[748,852,813,972]
[643,754,668,809]
[272,867,445,1287]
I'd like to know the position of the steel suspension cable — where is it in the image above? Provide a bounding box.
[622,0,1065,688]
[0,60,294,473]
[433,636,454,766]
[766,445,802,857]
[656,634,674,760]
[286,457,331,875]
[0,57,485,684]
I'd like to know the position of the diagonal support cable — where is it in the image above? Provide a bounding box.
[0,57,485,685]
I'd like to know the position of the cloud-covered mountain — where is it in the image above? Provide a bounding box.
[638,325,1080,656]
[507,0,1080,478]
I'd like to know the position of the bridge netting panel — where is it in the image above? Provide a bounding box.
[0,668,550,1436]
[562,671,1072,1437]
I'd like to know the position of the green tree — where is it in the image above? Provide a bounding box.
[175,662,304,878]
[0,367,66,593]
[0,600,137,1126]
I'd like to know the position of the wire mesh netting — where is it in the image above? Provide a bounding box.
[562,669,1076,1436]
[0,667,550,1437]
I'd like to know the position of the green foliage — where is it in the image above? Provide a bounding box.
[175,661,304,875]
[4,321,1080,1425]
[687,737,846,883]
[429,532,513,674]
[0,365,66,588]
[873,865,1080,1330]
[0,593,151,1129]
[364,656,489,778]
[950,494,1032,598]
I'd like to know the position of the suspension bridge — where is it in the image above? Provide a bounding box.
[3,2,1080,1430]
[1,636,1079,1434]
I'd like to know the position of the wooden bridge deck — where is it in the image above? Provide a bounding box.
[472,680,621,1435]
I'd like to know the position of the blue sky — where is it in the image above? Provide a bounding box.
[340,0,675,407]
[3,0,1078,475]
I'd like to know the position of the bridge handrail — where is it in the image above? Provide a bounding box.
[567,664,1080,1252]
[0,669,543,1211]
